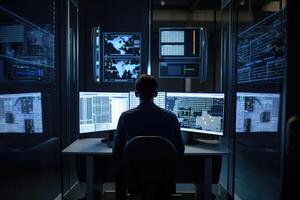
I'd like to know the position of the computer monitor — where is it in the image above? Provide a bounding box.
[166,92,225,136]
[236,92,280,133]
[159,62,201,78]
[79,92,129,133]
[0,92,43,134]
[103,32,141,82]
[159,28,204,58]
[103,32,141,57]
[103,57,140,82]
[158,27,208,79]
[129,91,166,109]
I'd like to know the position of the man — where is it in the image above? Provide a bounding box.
[113,74,185,199]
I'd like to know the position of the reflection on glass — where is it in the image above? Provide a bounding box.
[236,92,280,133]
[237,11,285,84]
[235,3,285,200]
[0,6,55,82]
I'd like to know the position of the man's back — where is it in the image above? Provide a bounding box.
[113,101,185,159]
[112,74,184,200]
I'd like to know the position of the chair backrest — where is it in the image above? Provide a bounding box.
[122,136,178,197]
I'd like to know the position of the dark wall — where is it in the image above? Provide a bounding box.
[0,0,53,26]
[79,0,149,92]
[79,0,221,93]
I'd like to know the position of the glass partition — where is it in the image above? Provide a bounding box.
[152,0,233,199]
[0,1,55,83]
[0,1,61,199]
[234,1,286,199]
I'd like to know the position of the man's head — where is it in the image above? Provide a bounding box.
[135,74,158,101]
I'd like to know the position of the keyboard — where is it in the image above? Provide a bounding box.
[101,139,114,148]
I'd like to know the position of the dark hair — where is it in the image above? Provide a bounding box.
[135,74,158,100]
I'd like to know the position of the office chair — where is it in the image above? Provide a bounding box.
[122,136,178,200]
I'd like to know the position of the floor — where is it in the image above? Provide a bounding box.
[234,143,281,200]
[71,183,221,200]
[0,165,61,200]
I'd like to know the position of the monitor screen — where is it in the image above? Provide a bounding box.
[166,92,225,135]
[159,62,200,78]
[103,32,141,82]
[79,92,129,133]
[103,32,141,57]
[129,91,166,109]
[0,92,43,134]
[159,28,204,58]
[236,92,280,133]
[103,57,140,82]
[158,27,208,79]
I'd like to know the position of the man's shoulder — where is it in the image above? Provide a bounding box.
[121,107,140,117]
[156,106,177,119]
[121,105,177,120]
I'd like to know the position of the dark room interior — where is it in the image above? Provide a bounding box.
[0,0,299,200]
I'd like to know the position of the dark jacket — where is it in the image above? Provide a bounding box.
[113,101,185,159]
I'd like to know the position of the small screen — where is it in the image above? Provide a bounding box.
[92,26,101,83]
[103,57,140,82]
[0,92,43,134]
[159,28,202,58]
[79,92,129,133]
[236,92,280,133]
[129,91,166,109]
[166,93,225,135]
[159,62,200,78]
[160,30,186,56]
[103,32,141,57]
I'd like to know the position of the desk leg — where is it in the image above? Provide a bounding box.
[204,157,212,200]
[86,155,94,200]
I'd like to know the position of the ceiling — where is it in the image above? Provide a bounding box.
[151,0,280,10]
[151,0,221,10]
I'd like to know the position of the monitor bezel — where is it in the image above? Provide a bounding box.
[166,92,225,136]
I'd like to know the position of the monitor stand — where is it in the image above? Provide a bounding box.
[182,131,195,145]
[193,133,220,145]
[101,130,116,147]
[108,130,116,141]
[182,131,220,145]
[101,130,116,143]
[194,138,220,145]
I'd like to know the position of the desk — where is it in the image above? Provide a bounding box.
[63,138,230,200]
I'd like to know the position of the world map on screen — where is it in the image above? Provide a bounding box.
[103,58,140,82]
[104,33,141,56]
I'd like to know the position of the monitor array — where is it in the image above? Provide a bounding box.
[79,92,225,136]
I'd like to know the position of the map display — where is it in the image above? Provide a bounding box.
[103,33,141,56]
[166,93,225,135]
[103,32,141,82]
[103,58,140,82]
